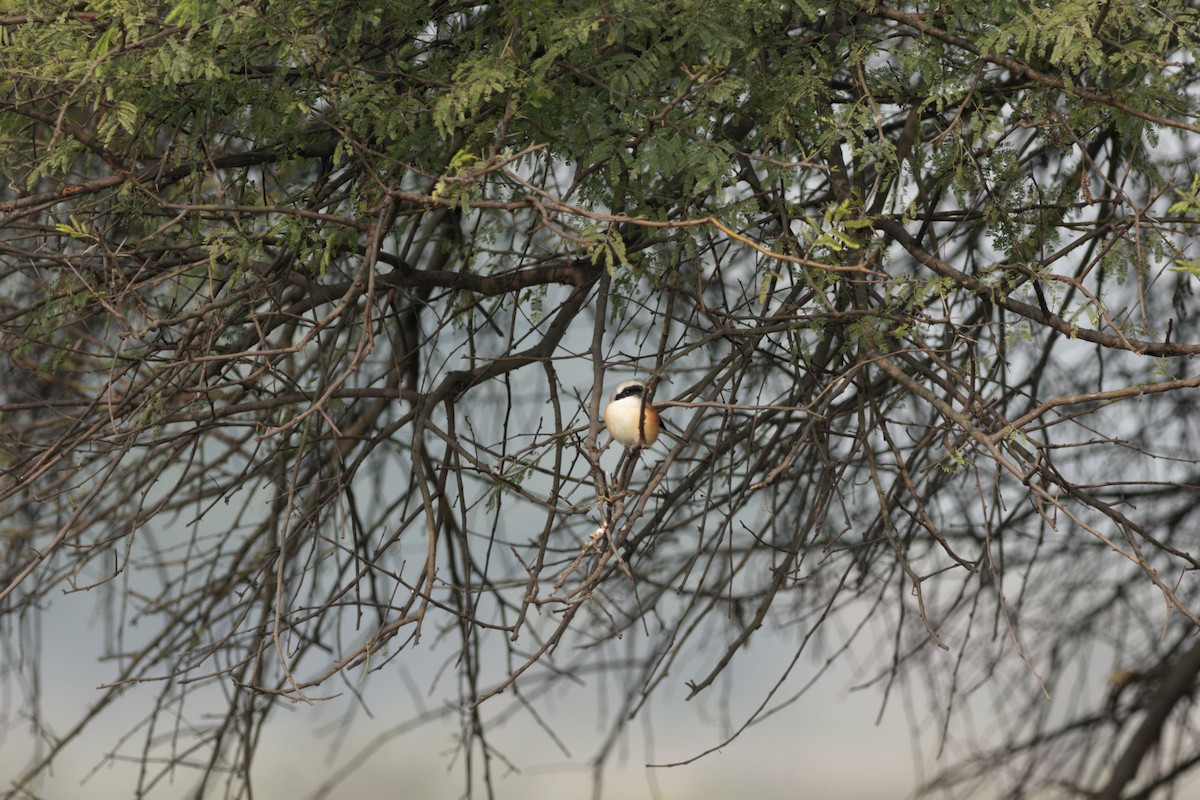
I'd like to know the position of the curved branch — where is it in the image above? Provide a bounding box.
[874,218,1200,358]
[1097,637,1200,800]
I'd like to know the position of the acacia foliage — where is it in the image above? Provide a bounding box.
[3,0,1200,797]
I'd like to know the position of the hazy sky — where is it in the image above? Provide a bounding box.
[4,580,924,799]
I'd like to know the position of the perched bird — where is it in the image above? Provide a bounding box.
[604,380,660,449]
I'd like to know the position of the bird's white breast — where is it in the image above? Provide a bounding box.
[605,396,656,447]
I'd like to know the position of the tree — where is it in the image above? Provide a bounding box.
[3,0,1200,796]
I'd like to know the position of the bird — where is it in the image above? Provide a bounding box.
[604,380,661,449]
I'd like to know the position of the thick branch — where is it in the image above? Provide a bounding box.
[1097,637,1200,800]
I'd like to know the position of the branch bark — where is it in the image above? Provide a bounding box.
[1097,637,1200,800]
